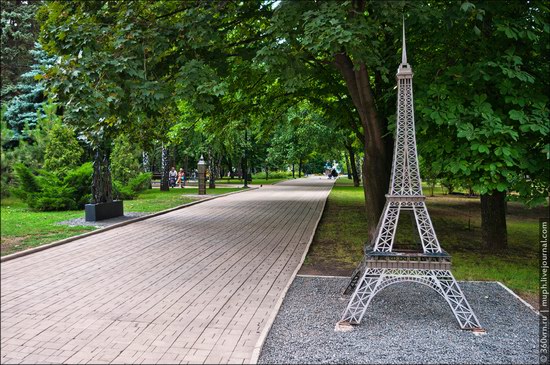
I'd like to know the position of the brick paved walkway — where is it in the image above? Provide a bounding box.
[0,177,333,364]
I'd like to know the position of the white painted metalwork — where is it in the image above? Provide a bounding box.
[340,21,482,331]
[342,268,481,330]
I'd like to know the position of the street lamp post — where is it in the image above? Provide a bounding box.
[198,155,206,195]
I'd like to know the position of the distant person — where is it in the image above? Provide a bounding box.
[176,168,185,188]
[331,168,338,179]
[169,167,177,188]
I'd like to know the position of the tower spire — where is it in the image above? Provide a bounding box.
[398,17,411,75]
[402,16,407,65]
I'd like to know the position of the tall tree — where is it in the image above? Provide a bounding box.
[259,0,405,237]
[413,1,549,249]
[38,1,176,203]
[3,42,56,142]
[1,0,40,102]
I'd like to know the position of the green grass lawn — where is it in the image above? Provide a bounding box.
[1,196,97,256]
[301,177,547,305]
[1,187,241,256]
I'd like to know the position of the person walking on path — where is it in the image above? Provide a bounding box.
[176,168,186,188]
[169,166,177,188]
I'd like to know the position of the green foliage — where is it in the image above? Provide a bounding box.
[265,101,336,172]
[11,163,41,201]
[113,172,152,200]
[112,181,135,201]
[43,121,84,177]
[111,135,141,184]
[3,43,56,140]
[12,162,93,211]
[36,0,548,212]
[31,176,77,211]
[128,172,152,193]
[251,170,293,179]
[1,100,63,197]
[63,162,93,207]
[111,134,151,200]
[414,1,549,206]
[1,109,14,197]
[1,0,40,102]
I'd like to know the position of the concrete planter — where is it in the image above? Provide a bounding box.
[85,200,124,222]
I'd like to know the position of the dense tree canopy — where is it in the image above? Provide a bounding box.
[9,0,544,249]
[411,0,549,248]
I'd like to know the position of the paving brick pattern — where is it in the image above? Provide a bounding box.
[1,177,333,364]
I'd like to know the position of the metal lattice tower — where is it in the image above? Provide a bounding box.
[339,22,482,331]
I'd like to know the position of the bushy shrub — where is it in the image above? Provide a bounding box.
[13,162,149,210]
[252,170,293,179]
[128,172,152,193]
[1,173,9,197]
[113,172,152,200]
[63,162,92,207]
[16,168,78,210]
[12,163,41,201]
[113,180,135,200]
[12,162,92,211]
[30,179,77,211]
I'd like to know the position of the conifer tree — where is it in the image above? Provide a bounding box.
[3,43,56,143]
[1,0,40,102]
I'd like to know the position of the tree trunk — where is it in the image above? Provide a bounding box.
[217,155,223,180]
[292,163,295,178]
[298,159,302,178]
[183,155,188,179]
[209,152,216,189]
[334,54,391,239]
[480,190,508,250]
[91,143,113,204]
[346,145,360,187]
[160,145,169,191]
[356,156,362,185]
[345,153,352,179]
[242,155,248,187]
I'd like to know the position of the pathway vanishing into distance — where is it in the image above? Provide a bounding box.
[0,177,333,364]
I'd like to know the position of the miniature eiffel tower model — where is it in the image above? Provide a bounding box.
[339,22,482,331]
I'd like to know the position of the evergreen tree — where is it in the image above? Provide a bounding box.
[111,134,141,184]
[0,0,40,102]
[43,121,84,177]
[3,42,56,143]
[1,108,14,196]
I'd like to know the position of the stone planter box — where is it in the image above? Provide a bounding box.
[85,200,124,222]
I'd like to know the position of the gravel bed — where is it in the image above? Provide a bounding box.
[258,276,539,364]
[56,212,151,228]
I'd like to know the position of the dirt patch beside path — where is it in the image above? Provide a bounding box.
[1,236,29,255]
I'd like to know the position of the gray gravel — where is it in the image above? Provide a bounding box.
[56,212,151,228]
[259,276,539,364]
